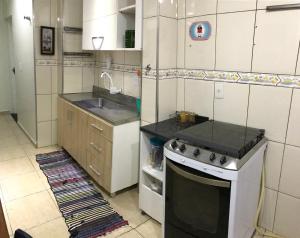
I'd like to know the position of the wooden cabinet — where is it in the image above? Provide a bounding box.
[0,200,9,238]
[58,97,140,194]
[82,0,142,50]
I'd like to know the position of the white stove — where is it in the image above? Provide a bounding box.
[163,120,267,238]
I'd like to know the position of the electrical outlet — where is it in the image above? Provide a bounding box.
[215,82,224,99]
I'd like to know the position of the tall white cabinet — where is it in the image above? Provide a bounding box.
[82,0,142,50]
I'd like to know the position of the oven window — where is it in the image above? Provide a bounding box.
[165,159,231,238]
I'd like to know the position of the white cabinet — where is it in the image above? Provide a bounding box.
[82,0,142,50]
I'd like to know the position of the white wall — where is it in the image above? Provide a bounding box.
[11,0,37,142]
[0,0,11,112]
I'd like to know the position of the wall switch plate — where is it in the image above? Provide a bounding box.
[215,82,224,99]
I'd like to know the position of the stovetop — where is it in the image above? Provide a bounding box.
[175,120,265,159]
[164,121,266,171]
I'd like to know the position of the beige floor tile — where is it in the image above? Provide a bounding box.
[0,172,48,202]
[37,170,51,189]
[0,137,20,149]
[0,157,34,180]
[109,188,150,228]
[28,155,41,171]
[136,219,162,238]
[47,189,59,208]
[119,229,143,238]
[0,146,27,162]
[103,225,132,238]
[22,143,60,156]
[26,217,69,238]
[6,191,61,231]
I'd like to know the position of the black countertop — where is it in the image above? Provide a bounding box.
[140,116,209,141]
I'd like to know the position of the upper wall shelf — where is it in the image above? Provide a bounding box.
[64,27,83,34]
[119,4,136,14]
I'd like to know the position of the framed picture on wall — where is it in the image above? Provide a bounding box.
[40,26,55,55]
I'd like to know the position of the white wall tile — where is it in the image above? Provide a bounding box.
[34,0,50,26]
[265,141,284,190]
[185,15,216,70]
[159,78,177,121]
[51,94,57,120]
[50,0,58,27]
[177,19,185,68]
[51,66,58,94]
[297,58,300,75]
[216,12,255,72]
[63,0,83,27]
[218,0,257,13]
[111,51,125,64]
[286,89,300,147]
[279,145,300,198]
[124,51,142,66]
[258,0,300,9]
[141,121,151,126]
[186,0,217,17]
[37,121,52,147]
[141,79,156,123]
[63,34,82,53]
[36,66,52,95]
[259,188,278,231]
[143,17,157,69]
[178,0,186,19]
[123,72,140,98]
[37,95,52,122]
[274,193,300,238]
[159,17,177,69]
[214,82,249,126]
[51,120,57,145]
[159,0,177,18]
[63,67,83,93]
[144,0,158,18]
[247,85,292,143]
[177,78,185,111]
[252,10,300,74]
[82,67,95,92]
[185,79,214,118]
[111,71,124,92]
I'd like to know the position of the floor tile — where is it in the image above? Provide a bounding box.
[0,157,34,180]
[0,146,27,162]
[6,191,61,231]
[136,219,162,238]
[22,143,60,156]
[1,201,13,236]
[109,188,150,228]
[0,172,47,202]
[119,229,143,238]
[26,217,69,238]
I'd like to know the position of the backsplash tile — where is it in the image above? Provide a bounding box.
[186,0,217,17]
[286,89,300,147]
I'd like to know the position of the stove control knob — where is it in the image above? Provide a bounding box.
[209,153,216,162]
[220,156,227,165]
[179,144,186,152]
[193,148,200,157]
[171,140,178,149]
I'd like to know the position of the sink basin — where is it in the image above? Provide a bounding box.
[73,98,138,125]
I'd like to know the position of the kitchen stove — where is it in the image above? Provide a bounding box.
[163,120,267,238]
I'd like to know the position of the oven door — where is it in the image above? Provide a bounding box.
[165,159,231,238]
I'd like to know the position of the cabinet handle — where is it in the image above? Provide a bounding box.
[90,123,104,132]
[89,142,102,153]
[89,165,101,176]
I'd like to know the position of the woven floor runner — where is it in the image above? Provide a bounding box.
[36,150,128,238]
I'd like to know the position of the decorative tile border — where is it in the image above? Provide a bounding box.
[35,59,58,66]
[142,68,300,88]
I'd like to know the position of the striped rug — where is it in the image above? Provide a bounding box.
[36,150,128,238]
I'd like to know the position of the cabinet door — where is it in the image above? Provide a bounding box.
[77,109,88,169]
[83,0,117,22]
[62,102,78,159]
[57,97,64,146]
[82,15,118,50]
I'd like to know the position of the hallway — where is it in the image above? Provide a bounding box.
[0,113,161,238]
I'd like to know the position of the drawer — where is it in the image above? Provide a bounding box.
[88,115,113,142]
[87,149,105,185]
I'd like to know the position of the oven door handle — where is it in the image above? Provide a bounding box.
[167,160,230,188]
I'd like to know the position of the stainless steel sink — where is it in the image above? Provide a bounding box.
[73,98,138,125]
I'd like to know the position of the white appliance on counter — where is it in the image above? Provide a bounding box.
[163,121,267,238]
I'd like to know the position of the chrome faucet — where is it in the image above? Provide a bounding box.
[100,72,121,94]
